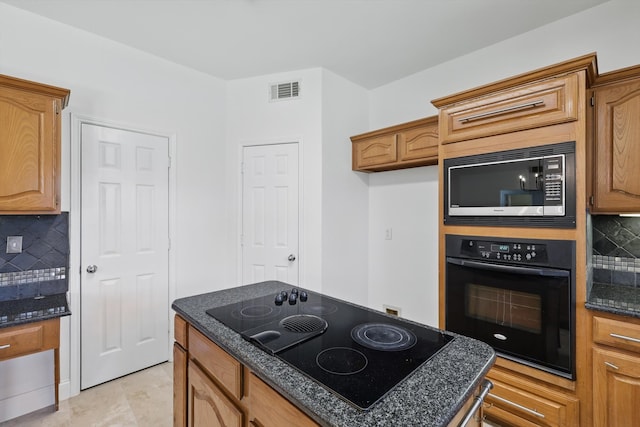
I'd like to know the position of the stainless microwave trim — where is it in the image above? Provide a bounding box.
[447,153,566,217]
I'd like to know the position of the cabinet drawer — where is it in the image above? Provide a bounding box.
[0,319,59,361]
[484,374,578,427]
[188,326,242,400]
[248,373,318,427]
[440,74,579,144]
[593,316,640,354]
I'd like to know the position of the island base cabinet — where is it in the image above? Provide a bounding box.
[592,347,640,427]
[173,315,320,427]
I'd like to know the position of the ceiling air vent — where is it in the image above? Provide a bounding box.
[270,81,300,101]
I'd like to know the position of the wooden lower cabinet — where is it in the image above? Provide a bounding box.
[0,318,61,410]
[484,369,578,427]
[591,314,640,427]
[592,347,640,427]
[173,315,319,427]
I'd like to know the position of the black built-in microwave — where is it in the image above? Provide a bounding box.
[444,141,575,228]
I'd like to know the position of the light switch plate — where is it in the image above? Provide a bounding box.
[6,236,23,253]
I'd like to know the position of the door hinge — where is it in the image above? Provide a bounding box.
[589,195,594,206]
[240,234,244,247]
[240,162,244,174]
[168,156,172,169]
[168,237,171,251]
[590,95,595,107]
[55,101,60,115]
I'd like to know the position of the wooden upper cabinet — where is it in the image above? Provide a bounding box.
[590,66,640,213]
[0,74,70,214]
[437,73,579,144]
[350,115,438,172]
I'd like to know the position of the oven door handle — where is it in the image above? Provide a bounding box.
[446,257,570,277]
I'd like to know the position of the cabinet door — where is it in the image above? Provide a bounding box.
[352,133,397,170]
[592,79,640,212]
[397,120,438,164]
[188,362,244,427]
[0,86,60,213]
[593,347,640,427]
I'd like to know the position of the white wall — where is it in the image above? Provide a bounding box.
[320,69,370,305]
[0,3,227,421]
[366,0,640,327]
[225,69,324,291]
[225,69,370,302]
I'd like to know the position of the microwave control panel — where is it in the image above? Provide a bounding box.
[460,239,548,263]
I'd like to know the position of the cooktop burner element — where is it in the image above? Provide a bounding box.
[316,347,368,375]
[351,323,417,351]
[205,287,454,410]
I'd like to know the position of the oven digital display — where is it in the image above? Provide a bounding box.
[491,244,510,253]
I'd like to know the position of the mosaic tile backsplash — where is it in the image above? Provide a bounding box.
[0,213,69,301]
[592,215,640,287]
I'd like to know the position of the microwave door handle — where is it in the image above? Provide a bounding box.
[446,257,570,278]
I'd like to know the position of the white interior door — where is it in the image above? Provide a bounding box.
[80,123,169,389]
[242,143,299,285]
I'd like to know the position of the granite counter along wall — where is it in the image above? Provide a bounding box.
[0,213,69,305]
[590,215,640,313]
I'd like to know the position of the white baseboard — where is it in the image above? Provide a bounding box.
[0,385,55,423]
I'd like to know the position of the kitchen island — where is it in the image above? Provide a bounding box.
[172,281,495,427]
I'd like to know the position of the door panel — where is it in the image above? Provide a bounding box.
[242,143,299,285]
[81,123,169,389]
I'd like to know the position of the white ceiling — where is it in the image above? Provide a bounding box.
[2,0,609,89]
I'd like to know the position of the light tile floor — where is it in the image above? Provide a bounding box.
[0,362,173,427]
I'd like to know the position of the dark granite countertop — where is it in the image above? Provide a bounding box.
[0,293,71,328]
[586,282,640,319]
[172,281,495,427]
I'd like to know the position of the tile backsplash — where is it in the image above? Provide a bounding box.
[592,215,640,287]
[0,213,69,301]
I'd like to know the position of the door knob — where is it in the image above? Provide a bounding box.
[288,254,296,262]
[86,265,98,273]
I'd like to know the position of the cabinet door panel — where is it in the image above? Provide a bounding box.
[352,133,397,169]
[440,74,579,144]
[188,362,243,427]
[592,79,640,212]
[593,347,640,427]
[397,122,438,163]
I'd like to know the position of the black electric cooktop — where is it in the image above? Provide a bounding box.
[206,287,454,410]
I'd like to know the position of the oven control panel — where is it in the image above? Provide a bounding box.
[460,239,548,263]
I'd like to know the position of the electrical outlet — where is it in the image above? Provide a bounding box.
[383,304,401,316]
[6,236,23,253]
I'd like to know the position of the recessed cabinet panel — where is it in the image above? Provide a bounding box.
[0,74,69,214]
[593,347,640,427]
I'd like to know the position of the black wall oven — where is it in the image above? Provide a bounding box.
[445,234,575,379]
